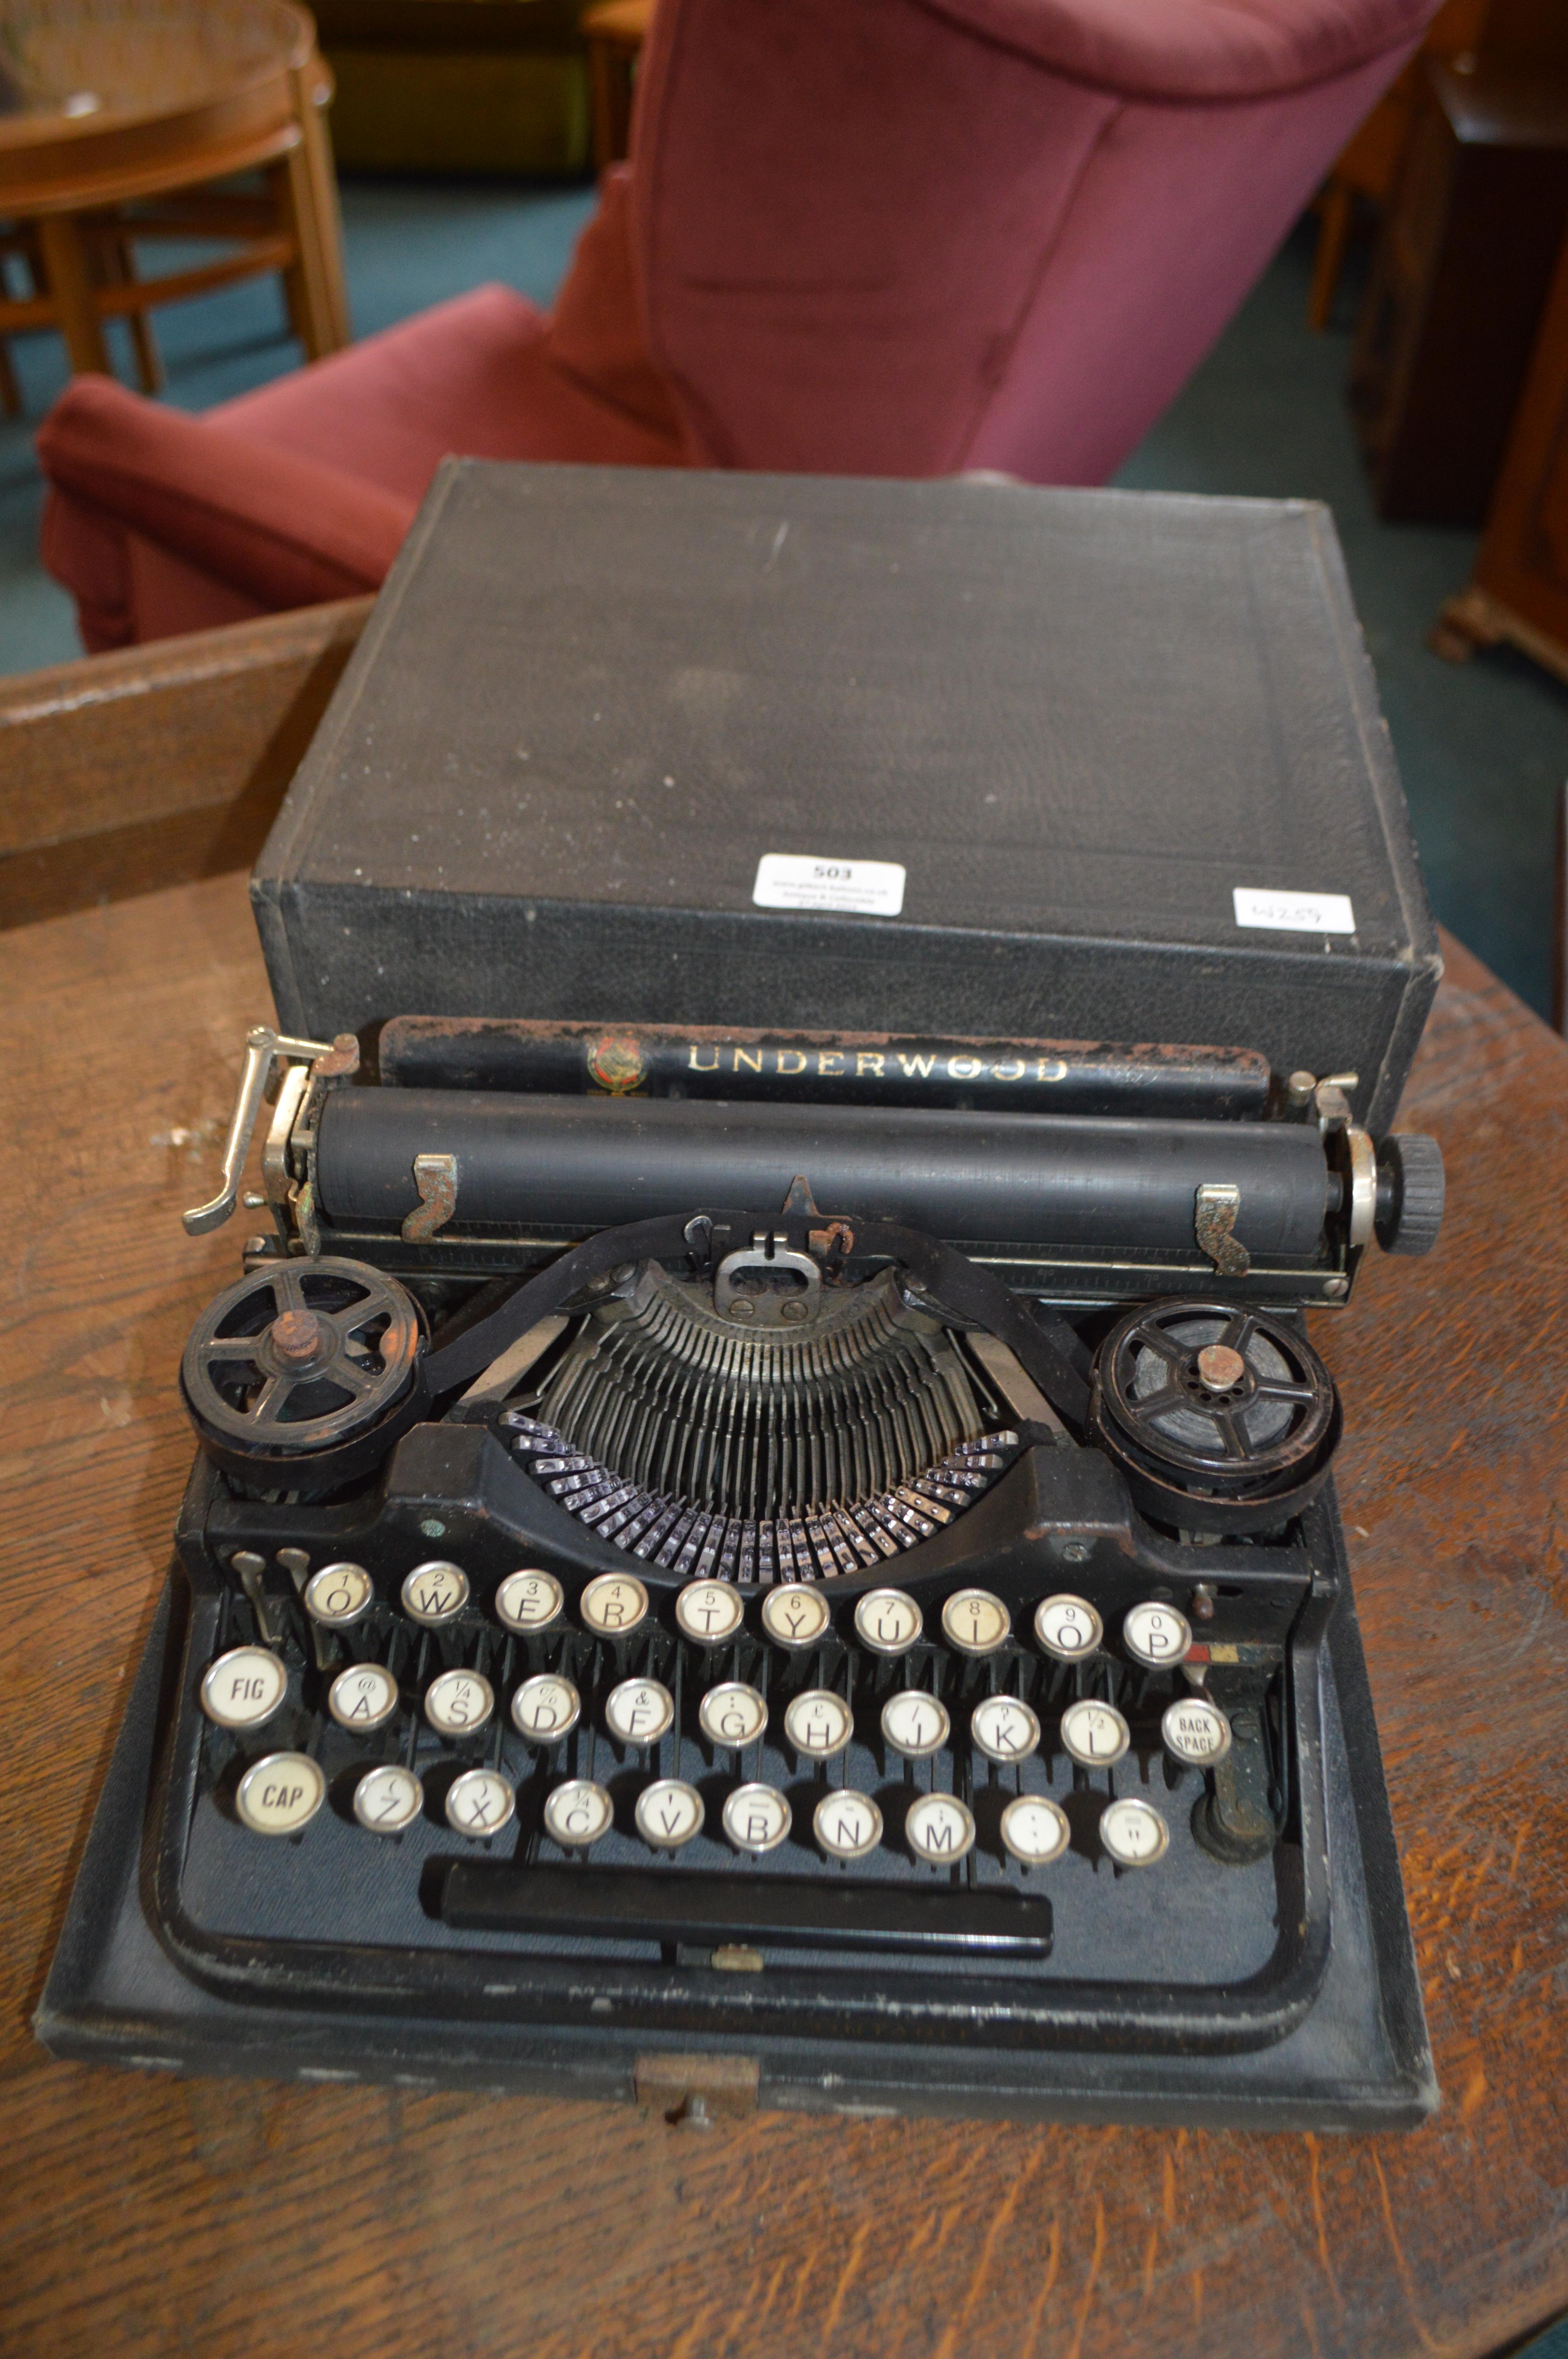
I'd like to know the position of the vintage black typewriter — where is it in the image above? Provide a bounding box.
[40,460,1447,2123]
[43,1005,1443,2125]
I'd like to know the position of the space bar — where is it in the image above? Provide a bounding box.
[442,1862,1053,1956]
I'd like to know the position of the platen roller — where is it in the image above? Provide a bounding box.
[314,1090,1334,1258]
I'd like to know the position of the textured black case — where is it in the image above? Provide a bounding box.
[252,464,1440,1136]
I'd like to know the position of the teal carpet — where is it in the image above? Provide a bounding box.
[2,188,1564,1018]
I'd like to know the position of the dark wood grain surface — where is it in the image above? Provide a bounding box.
[3,880,1566,2359]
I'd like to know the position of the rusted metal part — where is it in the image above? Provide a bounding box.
[1196,1343,1247,1392]
[1194,1183,1250,1276]
[401,1150,458,1243]
[310,1034,361,1083]
[633,2051,760,2120]
[268,1309,325,1366]
[378,1014,1272,1119]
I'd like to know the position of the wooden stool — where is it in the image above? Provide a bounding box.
[583,0,653,171]
[0,0,350,402]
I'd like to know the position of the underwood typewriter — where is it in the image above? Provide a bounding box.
[44,1005,1444,2126]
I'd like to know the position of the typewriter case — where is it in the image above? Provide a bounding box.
[40,467,1443,2126]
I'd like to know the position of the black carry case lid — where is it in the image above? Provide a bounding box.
[252,463,1440,1136]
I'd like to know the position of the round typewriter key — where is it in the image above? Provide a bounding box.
[1161,1694,1232,1766]
[304,1561,374,1628]
[425,1667,495,1737]
[543,1777,614,1848]
[783,1687,854,1760]
[722,1781,791,1855]
[1000,1794,1072,1867]
[1059,1697,1131,1767]
[510,1672,581,1745]
[676,1579,744,1645]
[1100,1796,1169,1866]
[760,1584,831,1650]
[445,1766,515,1838]
[941,1588,1011,1657]
[905,1791,976,1867]
[235,1750,325,1836]
[581,1570,649,1637]
[200,1645,287,1731]
[880,1689,950,1761]
[970,1695,1042,1764]
[1123,1600,1193,1668]
[1034,1594,1103,1661]
[604,1676,675,1748]
[814,1788,883,1862]
[495,1568,563,1633]
[853,1587,922,1656]
[353,1762,423,1834]
[328,1661,399,1733]
[401,1560,469,1627]
[635,1777,705,1851]
[699,1681,768,1750]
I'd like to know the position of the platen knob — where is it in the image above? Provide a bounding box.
[1374,1132,1445,1256]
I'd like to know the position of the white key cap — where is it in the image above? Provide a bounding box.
[353,1762,423,1834]
[814,1788,882,1862]
[1059,1697,1130,1767]
[494,1568,563,1633]
[635,1777,705,1850]
[510,1672,581,1744]
[970,1695,1042,1764]
[604,1676,675,1748]
[1161,1694,1232,1765]
[444,1766,515,1837]
[543,1777,614,1848]
[201,1645,286,1731]
[328,1661,399,1732]
[880,1689,950,1760]
[236,1751,324,1835]
[304,1561,374,1627]
[1100,1796,1169,1866]
[1000,1793,1071,1866]
[1122,1601,1193,1668]
[941,1588,1011,1656]
[699,1681,768,1750]
[905,1792,976,1866]
[722,1781,791,1854]
[853,1588,922,1655]
[783,1687,853,1760]
[676,1579,744,1645]
[581,1571,649,1637]
[1034,1594,1103,1661]
[760,1585,831,1650]
[402,1560,469,1627]
[425,1667,495,1737]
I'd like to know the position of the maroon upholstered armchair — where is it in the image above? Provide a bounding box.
[37,0,1437,651]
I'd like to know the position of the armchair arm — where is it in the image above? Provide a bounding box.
[35,377,416,612]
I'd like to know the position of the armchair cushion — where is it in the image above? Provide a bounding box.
[35,376,417,614]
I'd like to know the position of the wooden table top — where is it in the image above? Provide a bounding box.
[0,1,307,142]
[4,876,1566,2359]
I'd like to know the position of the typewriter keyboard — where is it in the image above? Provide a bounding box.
[191,1536,1289,1971]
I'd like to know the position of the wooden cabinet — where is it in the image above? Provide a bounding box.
[1351,58,1568,524]
[1435,220,1568,688]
